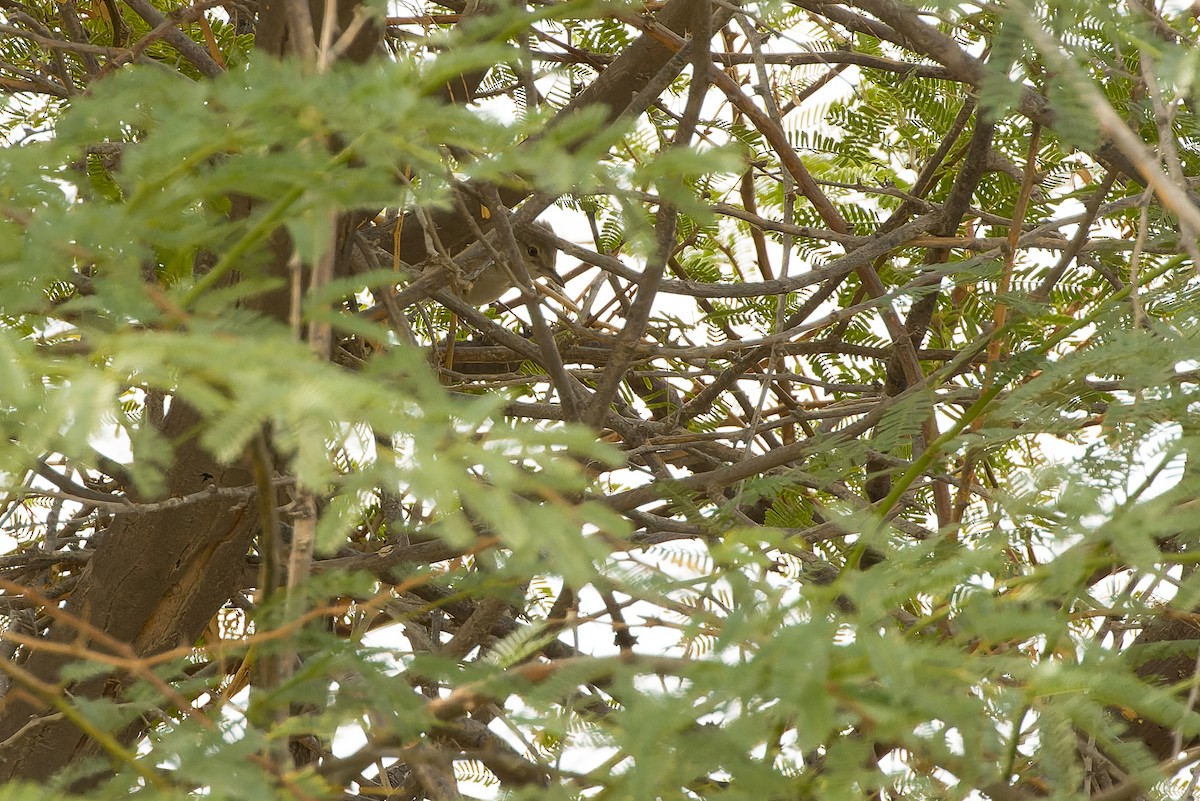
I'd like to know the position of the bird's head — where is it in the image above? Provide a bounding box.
[457,220,563,305]
[520,221,564,289]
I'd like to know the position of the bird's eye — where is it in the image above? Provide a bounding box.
[527,245,539,258]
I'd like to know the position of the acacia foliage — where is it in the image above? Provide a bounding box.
[2,0,1200,798]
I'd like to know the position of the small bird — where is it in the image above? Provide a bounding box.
[456,221,564,305]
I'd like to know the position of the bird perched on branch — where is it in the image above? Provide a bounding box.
[455,220,563,305]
